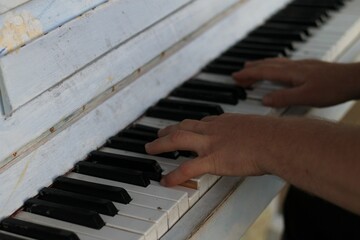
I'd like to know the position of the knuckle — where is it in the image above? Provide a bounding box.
[179,119,193,128]
[178,162,193,177]
[169,130,186,143]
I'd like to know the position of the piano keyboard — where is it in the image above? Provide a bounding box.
[1,0,360,239]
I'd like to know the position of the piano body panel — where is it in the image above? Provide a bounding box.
[0,0,289,170]
[1,0,360,239]
[0,0,275,168]
[0,0,192,115]
[0,0,30,14]
[161,176,285,240]
[0,0,291,220]
[0,0,108,56]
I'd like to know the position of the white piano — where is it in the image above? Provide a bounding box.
[1,0,360,239]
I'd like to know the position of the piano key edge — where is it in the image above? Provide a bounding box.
[160,175,285,240]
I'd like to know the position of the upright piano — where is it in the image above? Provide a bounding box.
[1,0,360,239]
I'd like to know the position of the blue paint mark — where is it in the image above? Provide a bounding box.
[0,48,6,56]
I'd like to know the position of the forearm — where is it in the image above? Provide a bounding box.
[264,117,360,214]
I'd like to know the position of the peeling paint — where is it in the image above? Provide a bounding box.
[107,76,113,83]
[1,154,33,216]
[0,10,43,54]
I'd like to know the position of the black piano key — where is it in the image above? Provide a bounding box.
[75,161,150,187]
[0,218,80,240]
[212,56,247,67]
[88,151,163,181]
[202,63,243,75]
[223,48,281,60]
[241,36,295,50]
[249,28,307,41]
[0,231,32,240]
[182,79,247,100]
[118,129,158,142]
[38,187,118,216]
[290,0,344,10]
[146,106,209,121]
[274,6,328,21]
[107,136,180,159]
[131,124,159,134]
[23,198,105,229]
[52,176,132,204]
[157,98,224,115]
[0,231,27,240]
[126,122,194,158]
[231,43,290,56]
[171,87,239,105]
[268,16,322,27]
[262,22,311,36]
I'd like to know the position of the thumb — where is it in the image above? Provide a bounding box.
[263,88,304,107]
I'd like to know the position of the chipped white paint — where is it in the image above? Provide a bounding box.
[0,0,30,14]
[0,0,290,218]
[0,10,43,53]
[0,0,108,55]
[0,0,359,238]
[0,0,241,167]
[0,0,191,115]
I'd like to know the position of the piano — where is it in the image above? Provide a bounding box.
[1,0,360,239]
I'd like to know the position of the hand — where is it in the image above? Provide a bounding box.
[145,113,281,187]
[232,58,360,107]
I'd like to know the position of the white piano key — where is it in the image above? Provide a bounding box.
[196,72,285,92]
[167,96,275,116]
[158,161,209,196]
[0,231,35,240]
[136,117,178,129]
[196,72,236,85]
[100,214,157,240]
[129,192,179,227]
[100,147,190,167]
[253,81,285,91]
[150,181,201,207]
[66,173,180,227]
[69,169,189,218]
[115,204,168,238]
[246,88,273,101]
[15,211,144,240]
[100,147,209,194]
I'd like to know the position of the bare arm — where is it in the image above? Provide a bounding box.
[146,115,360,215]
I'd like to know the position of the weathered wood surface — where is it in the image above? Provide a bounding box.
[0,0,30,14]
[0,0,108,56]
[0,0,191,114]
[0,0,239,168]
[0,0,290,219]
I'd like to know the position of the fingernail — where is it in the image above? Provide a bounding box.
[160,177,166,186]
[144,143,151,153]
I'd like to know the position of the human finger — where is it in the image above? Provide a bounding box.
[160,156,212,187]
[232,64,293,87]
[157,119,207,137]
[145,130,207,155]
[201,115,218,122]
[244,57,290,68]
[262,87,305,107]
[157,124,178,137]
